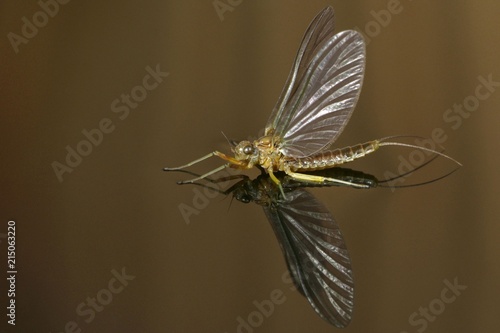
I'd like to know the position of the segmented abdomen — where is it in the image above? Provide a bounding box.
[287,140,380,171]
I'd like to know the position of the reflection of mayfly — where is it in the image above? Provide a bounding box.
[164,6,458,196]
[182,162,452,327]
[194,168,379,327]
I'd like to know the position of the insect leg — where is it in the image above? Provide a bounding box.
[164,151,247,171]
[268,169,287,199]
[177,164,230,184]
[284,169,371,189]
[163,152,219,171]
[168,151,250,184]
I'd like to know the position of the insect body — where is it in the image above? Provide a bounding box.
[165,7,376,193]
[231,137,380,188]
[164,7,458,193]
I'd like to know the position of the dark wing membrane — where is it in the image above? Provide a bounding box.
[263,189,354,328]
[265,8,366,158]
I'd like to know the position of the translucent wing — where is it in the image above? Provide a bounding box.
[263,189,354,327]
[265,6,336,133]
[265,7,366,158]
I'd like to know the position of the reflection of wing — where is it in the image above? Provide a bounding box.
[263,188,354,328]
[265,6,365,158]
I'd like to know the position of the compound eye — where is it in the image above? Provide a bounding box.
[239,194,252,203]
[234,191,252,203]
[243,145,254,155]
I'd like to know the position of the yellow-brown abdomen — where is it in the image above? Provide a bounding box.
[288,140,380,171]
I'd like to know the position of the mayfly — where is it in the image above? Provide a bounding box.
[164,6,458,195]
[165,7,460,327]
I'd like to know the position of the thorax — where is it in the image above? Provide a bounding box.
[254,135,285,171]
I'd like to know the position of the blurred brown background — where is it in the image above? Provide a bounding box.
[1,0,499,332]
